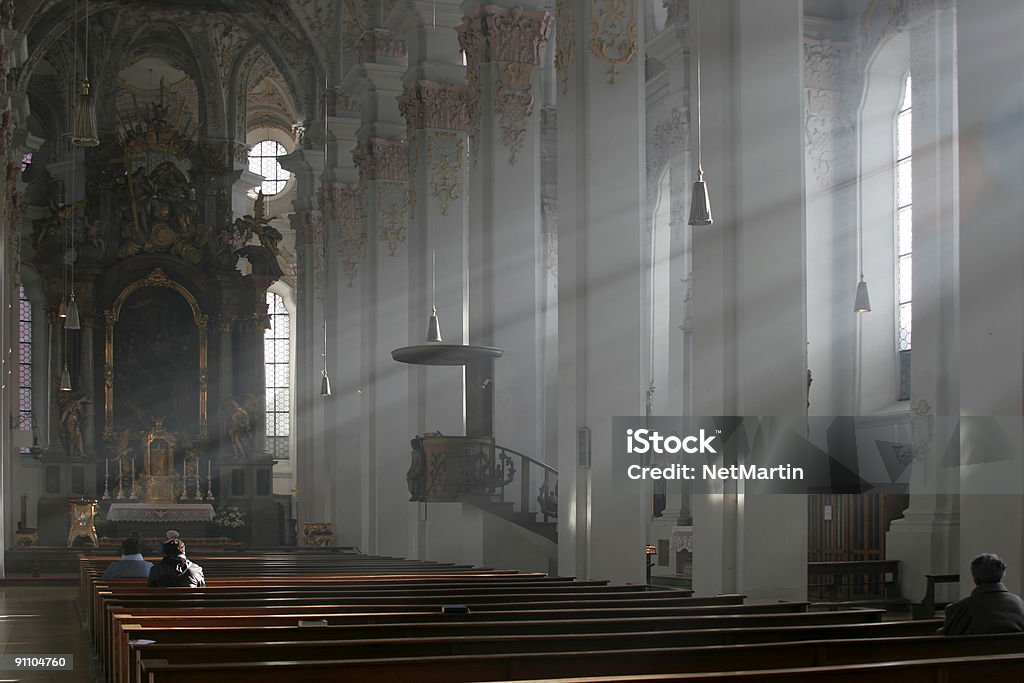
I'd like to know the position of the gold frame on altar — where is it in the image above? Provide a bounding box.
[142,419,178,503]
[103,268,208,440]
[145,419,176,477]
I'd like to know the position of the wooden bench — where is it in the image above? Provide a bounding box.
[138,648,1024,683]
[913,573,959,620]
[103,598,757,679]
[107,609,881,683]
[807,560,901,602]
[125,623,972,683]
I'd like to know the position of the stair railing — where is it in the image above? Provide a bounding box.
[408,436,557,522]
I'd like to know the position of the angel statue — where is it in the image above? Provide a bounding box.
[224,395,259,460]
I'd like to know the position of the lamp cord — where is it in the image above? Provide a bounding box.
[694,0,702,174]
[322,73,329,376]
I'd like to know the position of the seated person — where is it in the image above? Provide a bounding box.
[101,537,153,579]
[147,538,206,588]
[942,553,1024,635]
[128,531,152,556]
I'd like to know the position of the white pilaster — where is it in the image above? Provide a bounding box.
[691,0,808,602]
[956,0,1024,594]
[557,0,647,583]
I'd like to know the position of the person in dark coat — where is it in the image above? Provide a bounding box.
[147,538,206,588]
[101,537,153,579]
[942,553,1024,635]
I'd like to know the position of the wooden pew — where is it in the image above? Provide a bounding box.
[103,598,756,678]
[913,573,959,620]
[126,623,975,683]
[138,649,1024,683]
[807,560,900,602]
[96,589,724,657]
[108,608,881,683]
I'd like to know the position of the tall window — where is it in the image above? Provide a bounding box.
[896,74,912,400]
[18,285,33,453]
[249,140,290,196]
[265,291,290,460]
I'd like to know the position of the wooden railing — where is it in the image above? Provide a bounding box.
[407,436,557,524]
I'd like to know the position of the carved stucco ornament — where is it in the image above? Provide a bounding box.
[589,0,638,85]
[427,132,464,216]
[554,0,575,94]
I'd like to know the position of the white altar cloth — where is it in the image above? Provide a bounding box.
[107,503,215,523]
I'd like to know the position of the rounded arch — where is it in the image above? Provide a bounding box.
[101,264,211,439]
[856,30,910,415]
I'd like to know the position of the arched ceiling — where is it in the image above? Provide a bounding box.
[15,0,336,142]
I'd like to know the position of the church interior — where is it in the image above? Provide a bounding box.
[1,0,1023,679]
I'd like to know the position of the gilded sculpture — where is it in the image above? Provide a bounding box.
[56,389,90,459]
[116,161,209,263]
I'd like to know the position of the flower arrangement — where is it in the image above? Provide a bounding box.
[211,505,247,528]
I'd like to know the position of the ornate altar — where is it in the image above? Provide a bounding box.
[24,52,291,547]
[66,499,99,548]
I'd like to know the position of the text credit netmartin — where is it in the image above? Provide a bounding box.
[626,464,805,481]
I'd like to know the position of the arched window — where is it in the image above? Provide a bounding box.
[896,74,912,400]
[17,284,33,453]
[265,291,291,460]
[249,140,290,196]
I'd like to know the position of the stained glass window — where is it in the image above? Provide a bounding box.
[265,291,290,460]
[18,285,33,453]
[896,74,912,400]
[248,140,290,196]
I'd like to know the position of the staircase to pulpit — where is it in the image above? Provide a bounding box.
[393,345,558,548]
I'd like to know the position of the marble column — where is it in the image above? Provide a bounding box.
[280,148,327,526]
[345,32,415,557]
[393,0,473,563]
[884,4,960,603]
[956,0,1024,594]
[556,0,646,583]
[458,0,551,514]
[690,0,808,601]
[317,89,366,551]
[646,16,693,562]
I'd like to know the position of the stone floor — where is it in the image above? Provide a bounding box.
[0,587,94,682]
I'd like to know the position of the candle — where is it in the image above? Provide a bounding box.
[105,459,109,477]
[118,458,122,483]
[208,460,211,479]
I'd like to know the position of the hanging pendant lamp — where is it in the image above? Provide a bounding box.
[65,292,81,329]
[71,79,99,148]
[71,0,99,147]
[426,251,442,342]
[854,276,871,313]
[689,169,713,226]
[688,0,713,227]
[59,365,72,391]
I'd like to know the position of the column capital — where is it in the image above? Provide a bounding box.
[456,5,552,164]
[457,5,552,66]
[358,28,409,65]
[291,208,325,247]
[352,137,410,182]
[398,81,473,134]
